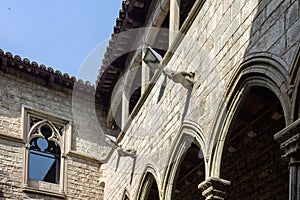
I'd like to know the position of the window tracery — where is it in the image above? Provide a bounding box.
[22,107,70,197]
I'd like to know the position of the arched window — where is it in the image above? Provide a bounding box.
[28,123,61,184]
[138,173,160,200]
[220,86,289,199]
[164,132,206,200]
[22,107,70,197]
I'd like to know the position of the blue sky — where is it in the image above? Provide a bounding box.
[0,0,121,82]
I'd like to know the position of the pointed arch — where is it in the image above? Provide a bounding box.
[22,106,71,196]
[137,165,161,200]
[162,120,207,200]
[27,119,63,148]
[208,53,291,177]
[228,53,291,122]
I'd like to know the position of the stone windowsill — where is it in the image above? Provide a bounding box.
[23,179,66,199]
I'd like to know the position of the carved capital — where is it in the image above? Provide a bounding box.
[281,133,300,159]
[198,177,231,200]
[274,119,300,159]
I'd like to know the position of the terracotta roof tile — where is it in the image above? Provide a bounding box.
[96,0,152,105]
[0,48,95,91]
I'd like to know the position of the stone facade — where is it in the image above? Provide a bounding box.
[1,0,300,199]
[101,0,300,199]
[0,61,109,199]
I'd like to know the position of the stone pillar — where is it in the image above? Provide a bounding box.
[121,91,129,130]
[169,0,180,45]
[274,119,300,200]
[198,177,231,200]
[142,49,151,94]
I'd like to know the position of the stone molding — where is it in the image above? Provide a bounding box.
[67,150,103,164]
[280,133,299,159]
[198,177,231,200]
[274,118,300,200]
[22,187,66,199]
[137,173,159,200]
[274,119,300,158]
[21,106,71,197]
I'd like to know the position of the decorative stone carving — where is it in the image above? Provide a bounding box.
[274,119,300,200]
[198,177,231,200]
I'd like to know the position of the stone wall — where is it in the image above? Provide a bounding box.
[104,0,300,199]
[1,0,299,199]
[0,69,108,199]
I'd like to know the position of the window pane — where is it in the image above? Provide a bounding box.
[29,137,60,184]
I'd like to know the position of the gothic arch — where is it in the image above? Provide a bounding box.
[208,54,291,177]
[229,53,291,121]
[137,165,161,200]
[175,120,207,156]
[162,121,207,200]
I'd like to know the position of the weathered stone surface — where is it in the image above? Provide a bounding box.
[0,71,107,199]
[103,0,299,199]
[1,0,299,199]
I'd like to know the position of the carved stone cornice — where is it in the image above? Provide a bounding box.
[281,133,299,159]
[198,177,231,200]
[274,119,300,159]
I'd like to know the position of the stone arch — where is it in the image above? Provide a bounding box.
[137,165,161,200]
[180,120,207,157]
[231,53,291,121]
[221,86,289,198]
[162,120,207,200]
[209,54,291,177]
[290,45,300,120]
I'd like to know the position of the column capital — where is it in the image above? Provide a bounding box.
[274,119,300,159]
[198,177,231,200]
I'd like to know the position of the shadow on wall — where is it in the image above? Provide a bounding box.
[244,0,298,61]
[218,0,298,199]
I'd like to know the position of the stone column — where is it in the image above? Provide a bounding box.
[274,119,300,200]
[142,49,151,94]
[121,91,129,130]
[198,177,231,200]
[169,0,180,45]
